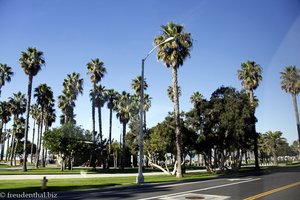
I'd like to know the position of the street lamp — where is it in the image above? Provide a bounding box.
[136,37,174,184]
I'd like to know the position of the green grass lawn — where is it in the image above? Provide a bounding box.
[0,172,217,193]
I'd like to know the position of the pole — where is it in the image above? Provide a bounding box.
[136,59,145,184]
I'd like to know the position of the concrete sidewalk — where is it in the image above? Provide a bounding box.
[0,169,206,180]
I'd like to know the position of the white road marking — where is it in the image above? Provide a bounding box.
[160,193,230,200]
[138,178,261,200]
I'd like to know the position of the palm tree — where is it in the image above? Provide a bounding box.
[115,91,131,169]
[19,47,45,171]
[190,91,204,107]
[29,103,39,163]
[58,92,75,124]
[238,60,262,170]
[167,85,182,103]
[280,65,300,158]
[0,101,12,160]
[34,84,54,168]
[105,89,119,168]
[131,76,148,97]
[90,85,107,144]
[87,58,106,167]
[263,131,285,166]
[143,93,151,131]
[131,76,151,131]
[8,92,26,166]
[0,63,14,97]
[154,22,193,177]
[60,72,83,123]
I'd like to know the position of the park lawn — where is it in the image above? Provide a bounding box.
[0,167,163,175]
[0,172,218,193]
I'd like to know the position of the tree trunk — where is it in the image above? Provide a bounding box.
[13,140,18,166]
[5,133,10,161]
[249,89,259,170]
[98,106,104,168]
[108,107,113,168]
[89,81,96,169]
[171,66,182,178]
[10,134,15,166]
[36,120,42,168]
[121,122,126,169]
[23,75,33,171]
[30,120,36,163]
[143,110,147,132]
[292,94,300,159]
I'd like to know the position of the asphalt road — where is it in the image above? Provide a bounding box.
[57,167,300,200]
[4,167,300,200]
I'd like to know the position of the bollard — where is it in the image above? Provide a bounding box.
[41,176,48,190]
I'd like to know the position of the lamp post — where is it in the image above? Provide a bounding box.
[136,37,174,184]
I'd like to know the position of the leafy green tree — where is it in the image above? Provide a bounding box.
[280,66,300,158]
[43,123,90,171]
[238,60,262,170]
[19,47,45,171]
[154,22,193,177]
[0,63,14,97]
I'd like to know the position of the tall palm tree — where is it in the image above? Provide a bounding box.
[106,89,118,167]
[87,58,106,166]
[0,63,14,97]
[29,103,39,163]
[58,92,75,124]
[34,84,54,168]
[167,85,182,103]
[0,101,12,160]
[263,131,285,166]
[115,91,131,169]
[131,76,148,97]
[90,85,107,144]
[8,92,26,166]
[154,22,193,178]
[280,65,300,158]
[238,60,262,170]
[190,91,204,107]
[19,47,45,171]
[143,93,151,131]
[131,76,151,131]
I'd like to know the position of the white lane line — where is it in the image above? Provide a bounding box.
[138,178,261,200]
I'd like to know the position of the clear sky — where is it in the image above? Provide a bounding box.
[0,0,300,144]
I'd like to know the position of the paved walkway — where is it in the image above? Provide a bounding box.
[0,169,205,180]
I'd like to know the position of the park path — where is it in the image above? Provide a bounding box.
[0,169,205,180]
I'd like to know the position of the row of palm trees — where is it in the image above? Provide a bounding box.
[0,22,299,176]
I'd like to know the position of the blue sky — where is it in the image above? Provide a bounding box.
[0,0,300,144]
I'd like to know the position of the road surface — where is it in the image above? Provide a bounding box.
[53,167,300,200]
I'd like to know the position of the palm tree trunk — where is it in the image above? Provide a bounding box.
[171,66,183,178]
[23,75,33,172]
[249,89,259,170]
[292,94,300,159]
[10,135,15,166]
[108,107,113,168]
[89,82,96,169]
[36,120,42,168]
[121,122,126,170]
[98,106,104,168]
[5,133,10,161]
[13,140,18,166]
[30,120,36,163]
[143,110,147,132]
